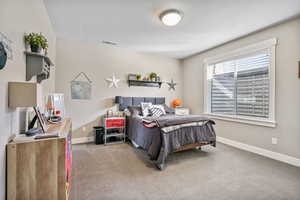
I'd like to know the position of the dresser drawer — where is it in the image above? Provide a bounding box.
[105,119,125,128]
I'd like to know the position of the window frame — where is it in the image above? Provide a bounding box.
[203,38,277,127]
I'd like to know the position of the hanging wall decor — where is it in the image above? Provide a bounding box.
[105,73,120,88]
[167,79,177,91]
[0,32,13,60]
[0,42,7,70]
[70,72,92,100]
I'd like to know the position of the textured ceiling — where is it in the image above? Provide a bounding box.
[44,0,300,59]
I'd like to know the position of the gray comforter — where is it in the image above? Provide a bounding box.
[127,114,216,170]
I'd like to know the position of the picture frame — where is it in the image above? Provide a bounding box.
[128,73,137,80]
[34,107,48,133]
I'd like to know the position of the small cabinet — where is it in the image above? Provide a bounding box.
[103,117,126,145]
[25,52,54,83]
[6,119,72,200]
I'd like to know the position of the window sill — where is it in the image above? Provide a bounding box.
[204,113,276,128]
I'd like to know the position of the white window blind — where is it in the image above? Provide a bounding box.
[209,51,270,119]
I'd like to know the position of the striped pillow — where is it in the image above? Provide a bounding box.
[149,105,166,118]
[141,102,152,117]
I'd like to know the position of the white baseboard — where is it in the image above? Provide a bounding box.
[72,136,94,144]
[216,136,300,167]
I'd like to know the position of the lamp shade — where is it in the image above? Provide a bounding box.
[8,82,42,108]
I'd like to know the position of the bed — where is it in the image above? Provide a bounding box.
[116,96,216,170]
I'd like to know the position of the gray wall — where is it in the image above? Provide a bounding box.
[0,0,56,198]
[182,17,300,159]
[55,38,183,138]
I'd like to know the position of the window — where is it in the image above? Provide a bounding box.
[204,39,277,127]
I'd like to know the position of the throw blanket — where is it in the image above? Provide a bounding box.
[142,115,215,131]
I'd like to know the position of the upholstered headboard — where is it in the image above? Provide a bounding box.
[115,96,165,111]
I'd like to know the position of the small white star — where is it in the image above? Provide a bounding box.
[105,74,120,88]
[167,79,177,91]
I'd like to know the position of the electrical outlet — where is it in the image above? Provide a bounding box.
[272,137,278,145]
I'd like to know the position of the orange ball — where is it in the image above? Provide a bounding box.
[172,99,182,108]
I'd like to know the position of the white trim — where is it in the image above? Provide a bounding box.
[205,113,276,128]
[203,38,277,126]
[217,136,300,168]
[72,136,94,144]
[203,38,278,64]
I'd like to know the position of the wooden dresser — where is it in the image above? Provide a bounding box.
[6,118,72,200]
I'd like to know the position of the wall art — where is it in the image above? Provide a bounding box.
[0,32,13,60]
[167,79,177,91]
[70,72,92,100]
[105,73,120,88]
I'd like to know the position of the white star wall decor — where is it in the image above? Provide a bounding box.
[167,79,177,91]
[105,74,120,88]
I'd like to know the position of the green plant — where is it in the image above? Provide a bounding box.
[149,72,157,79]
[24,32,48,50]
[136,73,142,80]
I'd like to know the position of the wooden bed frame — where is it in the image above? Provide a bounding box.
[173,142,210,152]
[116,96,215,169]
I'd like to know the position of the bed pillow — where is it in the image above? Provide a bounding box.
[127,106,142,116]
[163,104,175,114]
[149,104,166,118]
[141,102,152,117]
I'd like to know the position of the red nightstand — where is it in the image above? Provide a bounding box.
[103,117,126,145]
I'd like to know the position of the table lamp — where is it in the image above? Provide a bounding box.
[8,82,46,134]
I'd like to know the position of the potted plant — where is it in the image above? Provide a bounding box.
[149,72,157,81]
[136,73,142,80]
[24,32,48,54]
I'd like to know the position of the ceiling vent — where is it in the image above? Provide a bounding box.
[102,41,117,46]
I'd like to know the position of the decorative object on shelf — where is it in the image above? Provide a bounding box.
[70,72,92,100]
[46,93,65,119]
[105,73,120,88]
[167,79,177,91]
[128,73,137,80]
[24,32,48,54]
[149,72,157,81]
[0,42,7,70]
[25,51,54,83]
[172,99,182,108]
[0,32,13,60]
[106,109,114,117]
[136,73,142,80]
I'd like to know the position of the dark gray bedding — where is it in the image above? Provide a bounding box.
[127,113,216,169]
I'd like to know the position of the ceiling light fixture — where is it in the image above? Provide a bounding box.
[159,9,183,26]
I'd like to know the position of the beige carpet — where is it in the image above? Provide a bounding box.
[70,142,300,200]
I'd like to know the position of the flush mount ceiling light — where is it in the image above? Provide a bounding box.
[159,9,183,26]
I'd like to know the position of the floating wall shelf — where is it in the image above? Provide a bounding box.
[25,51,54,83]
[128,79,162,88]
